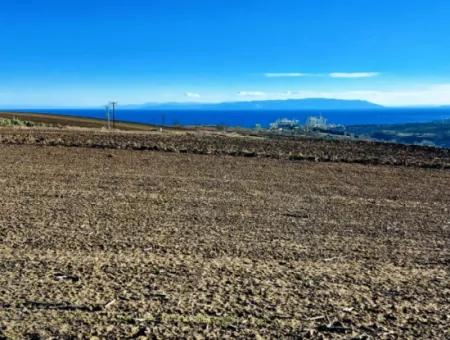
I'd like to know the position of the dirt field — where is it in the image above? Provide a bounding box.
[0,127,448,169]
[0,112,160,131]
[0,128,449,338]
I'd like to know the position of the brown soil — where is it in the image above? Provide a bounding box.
[0,128,449,338]
[0,127,448,169]
[0,111,159,131]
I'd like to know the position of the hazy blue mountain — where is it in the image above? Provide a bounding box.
[123,98,383,110]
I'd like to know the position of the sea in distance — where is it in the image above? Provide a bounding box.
[8,107,450,128]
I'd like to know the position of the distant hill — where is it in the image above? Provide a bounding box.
[124,98,383,110]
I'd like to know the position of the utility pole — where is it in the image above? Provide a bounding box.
[105,104,111,129]
[110,101,118,129]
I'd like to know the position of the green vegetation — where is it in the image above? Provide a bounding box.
[0,118,43,127]
[347,119,450,148]
[264,117,450,148]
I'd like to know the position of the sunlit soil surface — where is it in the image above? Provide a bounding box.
[0,142,449,338]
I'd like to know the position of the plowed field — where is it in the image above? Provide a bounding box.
[0,128,449,338]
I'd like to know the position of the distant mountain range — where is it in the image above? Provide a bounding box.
[123,98,384,110]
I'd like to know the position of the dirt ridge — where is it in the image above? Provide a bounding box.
[0,127,449,169]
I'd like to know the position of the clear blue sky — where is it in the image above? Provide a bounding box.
[1,0,449,107]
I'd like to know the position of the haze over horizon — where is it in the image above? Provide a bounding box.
[1,0,450,107]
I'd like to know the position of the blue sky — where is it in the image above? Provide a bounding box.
[1,0,450,107]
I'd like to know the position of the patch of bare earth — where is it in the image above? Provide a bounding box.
[0,134,449,338]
